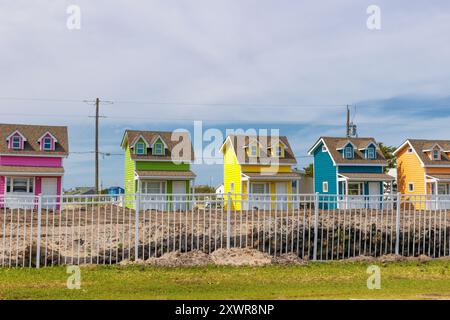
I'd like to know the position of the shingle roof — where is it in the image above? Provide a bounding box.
[338,172,394,181]
[0,123,69,156]
[242,171,302,180]
[0,165,64,174]
[122,130,194,162]
[402,139,450,166]
[313,137,387,165]
[135,170,196,178]
[224,135,297,165]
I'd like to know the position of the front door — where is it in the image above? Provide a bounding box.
[275,182,288,210]
[172,181,186,211]
[41,178,58,209]
[368,182,380,209]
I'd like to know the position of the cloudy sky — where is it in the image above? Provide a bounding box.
[1,1,450,189]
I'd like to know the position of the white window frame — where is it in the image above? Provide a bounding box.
[153,142,164,155]
[136,142,146,155]
[367,147,375,159]
[141,181,166,194]
[276,146,282,157]
[408,183,414,192]
[12,136,21,149]
[344,146,353,159]
[322,181,329,193]
[407,148,413,154]
[43,137,52,151]
[5,177,34,194]
[251,182,267,194]
[348,182,363,196]
[322,145,327,152]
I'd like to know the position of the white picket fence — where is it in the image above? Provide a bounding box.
[1,193,450,267]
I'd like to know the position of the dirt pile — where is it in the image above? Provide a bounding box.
[272,253,307,265]
[146,250,211,267]
[210,248,272,266]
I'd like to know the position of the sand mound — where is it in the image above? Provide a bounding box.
[378,254,406,263]
[272,253,307,265]
[146,250,211,267]
[210,248,272,266]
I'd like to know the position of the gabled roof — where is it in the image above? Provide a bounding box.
[220,135,297,165]
[0,123,69,156]
[394,139,450,167]
[308,137,387,166]
[121,130,194,162]
[37,131,58,142]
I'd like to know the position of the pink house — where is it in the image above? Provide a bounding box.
[0,124,69,209]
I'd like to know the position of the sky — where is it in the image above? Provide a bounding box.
[1,1,450,189]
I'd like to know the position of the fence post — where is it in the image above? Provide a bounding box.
[134,192,140,261]
[226,192,231,249]
[395,192,401,255]
[313,192,319,261]
[36,194,42,268]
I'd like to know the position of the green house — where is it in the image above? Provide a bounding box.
[121,130,196,209]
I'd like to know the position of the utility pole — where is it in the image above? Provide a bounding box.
[85,98,113,194]
[95,97,100,193]
[346,104,350,138]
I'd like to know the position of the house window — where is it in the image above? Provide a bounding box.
[154,142,164,155]
[348,183,362,196]
[252,183,266,194]
[12,136,21,149]
[43,137,52,150]
[6,177,34,193]
[408,183,414,192]
[407,148,413,154]
[276,146,283,157]
[433,149,440,160]
[322,181,329,193]
[230,182,235,193]
[250,145,257,157]
[367,147,375,159]
[344,146,353,159]
[322,145,327,152]
[136,142,146,155]
[141,181,165,194]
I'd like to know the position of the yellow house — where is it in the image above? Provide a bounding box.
[394,139,450,209]
[220,134,301,210]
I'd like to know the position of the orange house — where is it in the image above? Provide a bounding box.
[394,139,450,209]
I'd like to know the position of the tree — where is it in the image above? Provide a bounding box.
[303,163,314,177]
[194,185,215,194]
[378,143,397,170]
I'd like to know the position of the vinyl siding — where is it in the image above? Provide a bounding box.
[313,142,337,194]
[396,146,425,196]
[124,146,136,208]
[135,161,190,171]
[241,165,292,173]
[223,143,242,210]
[338,166,383,173]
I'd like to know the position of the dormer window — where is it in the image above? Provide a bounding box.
[154,142,164,155]
[433,149,440,160]
[276,146,282,157]
[12,136,22,149]
[136,142,146,155]
[344,146,353,159]
[250,145,257,157]
[367,147,376,159]
[43,137,52,151]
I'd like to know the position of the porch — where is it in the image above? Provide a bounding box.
[240,171,302,210]
[425,174,450,209]
[134,170,196,211]
[337,172,395,209]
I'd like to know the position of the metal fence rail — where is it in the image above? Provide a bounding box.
[1,193,450,267]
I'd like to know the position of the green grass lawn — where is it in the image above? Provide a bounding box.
[1,260,450,300]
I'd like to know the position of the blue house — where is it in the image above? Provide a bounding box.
[307,137,394,209]
[108,186,125,197]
